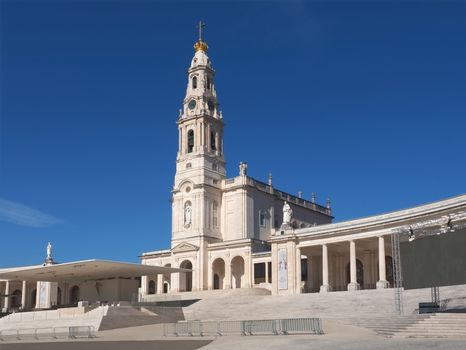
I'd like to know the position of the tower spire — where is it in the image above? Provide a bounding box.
[197,20,205,41]
[194,21,208,52]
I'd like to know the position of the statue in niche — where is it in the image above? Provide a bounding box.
[282,201,293,226]
[184,203,192,227]
[239,162,248,176]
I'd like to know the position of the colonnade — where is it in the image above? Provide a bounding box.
[1,280,29,311]
[296,235,391,294]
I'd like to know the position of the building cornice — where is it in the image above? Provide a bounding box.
[283,193,466,243]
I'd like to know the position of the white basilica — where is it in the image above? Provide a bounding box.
[140,28,333,295]
[138,27,466,298]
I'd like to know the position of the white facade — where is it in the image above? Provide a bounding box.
[140,34,333,295]
[139,32,466,298]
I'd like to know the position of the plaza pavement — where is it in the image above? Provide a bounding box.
[1,320,465,349]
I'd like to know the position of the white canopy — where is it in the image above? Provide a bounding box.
[0,259,189,282]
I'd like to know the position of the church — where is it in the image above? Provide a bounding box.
[138,25,466,298]
[139,25,333,295]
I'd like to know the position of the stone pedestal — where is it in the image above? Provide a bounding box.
[376,280,389,289]
[347,282,360,291]
[320,284,331,293]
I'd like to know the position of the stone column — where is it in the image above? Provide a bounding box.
[180,127,184,155]
[377,236,389,289]
[21,281,27,309]
[157,274,163,294]
[171,264,180,293]
[320,245,330,292]
[178,127,182,155]
[208,260,213,290]
[348,240,360,291]
[296,248,302,294]
[225,261,232,289]
[265,261,269,284]
[141,276,148,299]
[4,280,10,310]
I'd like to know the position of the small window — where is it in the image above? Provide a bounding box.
[212,163,217,171]
[206,77,211,90]
[259,210,266,227]
[192,76,197,89]
[254,263,266,284]
[186,162,192,169]
[148,280,156,295]
[210,131,216,151]
[187,130,194,153]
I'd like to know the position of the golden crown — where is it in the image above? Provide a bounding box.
[194,39,208,52]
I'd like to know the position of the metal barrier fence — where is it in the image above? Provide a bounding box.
[163,318,323,337]
[0,326,95,341]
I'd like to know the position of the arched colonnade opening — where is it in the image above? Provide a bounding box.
[179,260,193,292]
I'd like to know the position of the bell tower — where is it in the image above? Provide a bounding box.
[172,22,225,251]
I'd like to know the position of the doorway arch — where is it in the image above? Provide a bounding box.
[231,256,245,289]
[179,260,193,292]
[212,258,226,290]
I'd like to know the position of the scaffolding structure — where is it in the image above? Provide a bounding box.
[391,232,403,314]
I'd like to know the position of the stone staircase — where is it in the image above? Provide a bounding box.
[393,313,466,338]
[98,305,184,331]
[342,315,429,337]
[182,288,399,321]
[0,305,108,331]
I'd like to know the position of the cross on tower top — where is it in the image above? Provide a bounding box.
[197,21,205,41]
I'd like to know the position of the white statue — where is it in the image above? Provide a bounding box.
[239,162,248,176]
[46,242,52,260]
[184,203,192,227]
[282,201,293,226]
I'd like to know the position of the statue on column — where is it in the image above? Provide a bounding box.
[282,201,293,228]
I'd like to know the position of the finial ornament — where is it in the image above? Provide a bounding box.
[197,20,205,41]
[194,20,208,52]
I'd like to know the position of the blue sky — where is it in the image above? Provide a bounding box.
[0,0,465,267]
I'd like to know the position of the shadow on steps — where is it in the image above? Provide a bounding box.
[98,305,186,331]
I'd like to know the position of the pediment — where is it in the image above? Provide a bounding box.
[171,242,199,253]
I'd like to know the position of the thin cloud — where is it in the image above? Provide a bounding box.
[0,198,62,228]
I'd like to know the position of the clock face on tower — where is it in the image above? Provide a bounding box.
[188,100,196,110]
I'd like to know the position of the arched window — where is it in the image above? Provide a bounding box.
[259,210,266,227]
[213,201,218,228]
[148,280,156,295]
[192,76,197,89]
[187,130,194,153]
[206,76,211,90]
[210,131,216,151]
